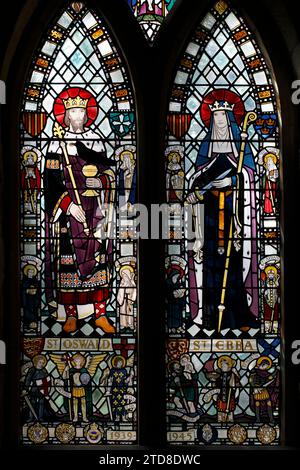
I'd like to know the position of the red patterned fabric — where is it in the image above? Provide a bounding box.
[216,397,236,412]
[95,301,106,319]
[57,287,110,305]
[65,304,77,318]
[60,194,72,212]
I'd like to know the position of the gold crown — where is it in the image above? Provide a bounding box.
[266,118,275,126]
[63,96,88,109]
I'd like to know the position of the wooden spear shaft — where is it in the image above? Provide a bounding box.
[217,111,257,333]
[53,122,89,235]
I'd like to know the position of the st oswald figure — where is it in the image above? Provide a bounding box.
[45,87,116,334]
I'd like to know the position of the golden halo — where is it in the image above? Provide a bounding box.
[168,151,181,163]
[264,152,278,165]
[257,356,273,369]
[120,150,134,162]
[112,355,126,368]
[23,264,38,277]
[23,151,38,163]
[265,265,277,275]
[33,355,47,368]
[120,265,135,275]
[217,355,235,369]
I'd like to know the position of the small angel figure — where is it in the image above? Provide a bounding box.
[50,352,106,423]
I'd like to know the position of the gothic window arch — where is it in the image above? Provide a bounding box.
[165,0,282,445]
[19,2,138,445]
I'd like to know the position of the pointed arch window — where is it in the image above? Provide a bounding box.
[2,0,296,452]
[165,0,282,445]
[19,2,137,445]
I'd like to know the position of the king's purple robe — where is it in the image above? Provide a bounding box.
[44,129,116,314]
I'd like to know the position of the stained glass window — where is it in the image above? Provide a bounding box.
[20,2,137,445]
[165,1,281,445]
[126,0,176,42]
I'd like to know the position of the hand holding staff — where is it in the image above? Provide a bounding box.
[217,111,257,333]
[53,122,90,236]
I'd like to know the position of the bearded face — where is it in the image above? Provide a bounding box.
[65,107,88,132]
